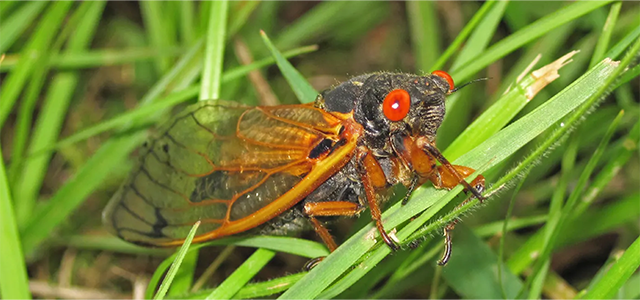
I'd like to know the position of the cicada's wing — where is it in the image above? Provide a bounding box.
[103,100,356,246]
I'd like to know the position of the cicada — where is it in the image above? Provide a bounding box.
[103,71,485,266]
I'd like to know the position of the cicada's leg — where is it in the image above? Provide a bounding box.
[419,140,485,201]
[437,219,459,266]
[302,201,362,270]
[429,165,486,199]
[355,148,400,252]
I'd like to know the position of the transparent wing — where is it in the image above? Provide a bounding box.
[103,100,352,246]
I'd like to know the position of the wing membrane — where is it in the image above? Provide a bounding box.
[103,100,353,245]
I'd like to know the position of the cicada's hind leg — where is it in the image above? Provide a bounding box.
[302,201,363,270]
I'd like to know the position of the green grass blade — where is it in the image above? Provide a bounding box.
[179,1,196,45]
[0,47,185,72]
[620,273,640,299]
[13,0,105,228]
[186,273,306,299]
[233,273,305,299]
[205,248,276,299]
[450,0,507,71]
[431,1,497,71]
[0,144,31,299]
[474,215,548,237]
[0,1,72,129]
[0,1,20,19]
[200,0,228,101]
[590,2,621,67]
[527,110,624,298]
[452,1,612,82]
[579,236,640,299]
[144,235,329,299]
[273,1,349,50]
[406,1,440,71]
[260,30,317,103]
[574,119,639,215]
[140,2,175,74]
[604,23,640,60]
[445,51,577,160]
[154,222,200,300]
[0,1,47,53]
[228,0,260,38]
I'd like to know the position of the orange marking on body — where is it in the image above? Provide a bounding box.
[403,137,435,177]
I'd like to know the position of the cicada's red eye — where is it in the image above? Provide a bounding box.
[432,70,455,91]
[383,89,411,122]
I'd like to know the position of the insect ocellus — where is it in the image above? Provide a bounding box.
[102,70,485,268]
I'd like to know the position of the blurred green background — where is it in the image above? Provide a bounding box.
[0,1,638,299]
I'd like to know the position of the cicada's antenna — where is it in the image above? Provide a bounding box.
[450,77,490,93]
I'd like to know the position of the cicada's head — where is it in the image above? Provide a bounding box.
[346,71,453,152]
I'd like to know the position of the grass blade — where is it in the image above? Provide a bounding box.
[13,1,106,227]
[407,1,440,71]
[200,0,228,101]
[579,236,640,299]
[0,144,31,299]
[0,1,72,128]
[0,1,47,53]
[154,221,200,300]
[205,248,276,299]
[589,2,621,67]
[452,1,612,82]
[260,30,317,103]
